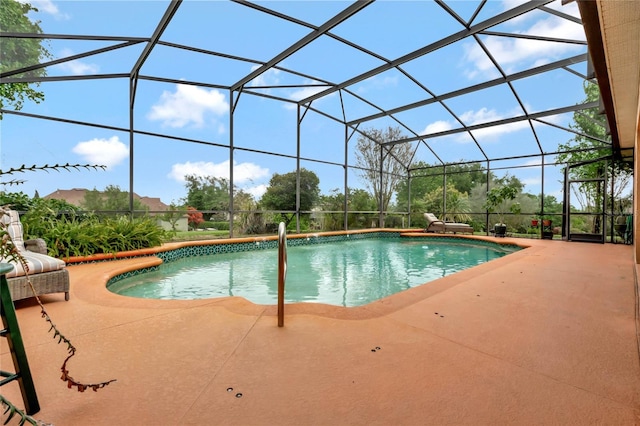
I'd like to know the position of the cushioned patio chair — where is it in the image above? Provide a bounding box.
[424,213,473,234]
[0,209,69,301]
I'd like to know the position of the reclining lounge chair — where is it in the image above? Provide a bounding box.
[0,209,70,301]
[424,213,474,234]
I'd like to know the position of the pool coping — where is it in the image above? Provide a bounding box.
[62,228,533,320]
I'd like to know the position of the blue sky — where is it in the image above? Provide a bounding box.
[1,0,590,206]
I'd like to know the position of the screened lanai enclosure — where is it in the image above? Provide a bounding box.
[0,0,633,242]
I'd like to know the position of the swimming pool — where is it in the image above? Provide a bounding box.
[108,236,519,307]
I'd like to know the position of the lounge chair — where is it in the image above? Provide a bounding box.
[424,213,473,234]
[0,209,70,301]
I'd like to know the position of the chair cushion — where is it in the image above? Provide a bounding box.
[1,209,66,278]
[3,251,66,278]
[444,223,473,232]
[424,213,444,225]
[1,210,26,251]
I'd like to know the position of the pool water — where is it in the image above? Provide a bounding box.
[108,238,515,307]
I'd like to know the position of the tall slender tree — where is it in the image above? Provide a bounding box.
[354,127,413,224]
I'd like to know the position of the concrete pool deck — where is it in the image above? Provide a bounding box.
[2,235,639,425]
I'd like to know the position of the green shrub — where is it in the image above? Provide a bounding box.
[385,214,404,228]
[0,192,32,211]
[20,209,167,258]
[234,212,265,235]
[1,192,82,216]
[207,221,229,230]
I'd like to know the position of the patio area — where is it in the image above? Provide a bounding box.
[2,236,639,425]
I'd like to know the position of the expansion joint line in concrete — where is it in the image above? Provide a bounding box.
[177,306,267,423]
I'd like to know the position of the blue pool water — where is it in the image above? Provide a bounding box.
[108,238,517,307]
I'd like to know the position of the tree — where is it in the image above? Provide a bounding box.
[349,188,377,212]
[182,175,230,221]
[82,185,147,214]
[319,188,376,230]
[396,161,488,214]
[162,203,187,232]
[484,185,519,226]
[0,0,52,117]
[260,168,320,227]
[354,126,413,223]
[557,82,633,232]
[480,174,525,233]
[422,183,471,223]
[234,189,263,234]
[187,206,204,230]
[539,194,563,215]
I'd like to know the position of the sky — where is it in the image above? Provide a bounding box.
[1,0,592,207]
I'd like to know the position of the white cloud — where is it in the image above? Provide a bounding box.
[249,66,281,89]
[288,80,330,102]
[283,79,333,110]
[19,0,69,19]
[147,84,229,128]
[462,1,585,78]
[245,184,268,199]
[168,160,269,185]
[521,158,543,167]
[462,107,530,142]
[536,113,564,125]
[356,75,399,95]
[53,48,99,75]
[460,107,504,125]
[72,136,128,169]
[421,120,453,135]
[423,107,530,143]
[466,121,529,142]
[521,177,541,187]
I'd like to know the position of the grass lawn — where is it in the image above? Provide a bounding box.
[169,230,231,241]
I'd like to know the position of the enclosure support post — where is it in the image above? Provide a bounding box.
[610,157,615,242]
[296,106,302,234]
[486,160,491,234]
[379,146,384,228]
[277,223,287,327]
[443,165,447,220]
[541,154,546,240]
[344,124,349,231]
[128,76,136,220]
[407,170,412,228]
[229,89,235,238]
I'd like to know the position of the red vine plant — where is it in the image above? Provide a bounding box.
[1,164,112,424]
[1,210,117,392]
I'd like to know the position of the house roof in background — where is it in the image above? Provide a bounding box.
[44,188,169,211]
